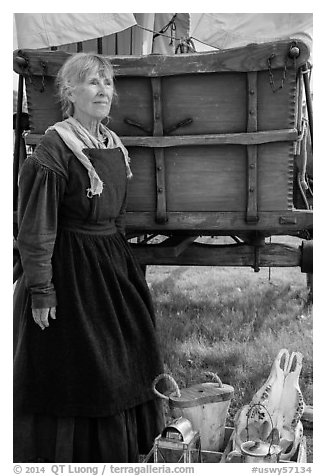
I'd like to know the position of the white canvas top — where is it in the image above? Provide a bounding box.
[190,13,312,53]
[13,13,312,54]
[14,13,136,49]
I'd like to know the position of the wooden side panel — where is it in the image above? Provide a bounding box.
[161,73,247,134]
[110,77,152,135]
[126,147,156,211]
[111,72,248,136]
[258,142,294,210]
[256,67,296,211]
[25,78,62,134]
[164,145,246,211]
[127,143,293,213]
[257,69,297,130]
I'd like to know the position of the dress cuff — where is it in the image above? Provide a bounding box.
[31,291,57,309]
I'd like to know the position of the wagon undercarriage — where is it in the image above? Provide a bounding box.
[128,232,312,274]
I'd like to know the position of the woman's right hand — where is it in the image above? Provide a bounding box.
[32,307,56,330]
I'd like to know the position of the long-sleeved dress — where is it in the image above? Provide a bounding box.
[13,130,165,463]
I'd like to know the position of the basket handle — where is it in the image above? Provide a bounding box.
[152,373,181,400]
[204,371,223,387]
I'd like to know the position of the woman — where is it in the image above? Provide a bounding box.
[13,53,165,463]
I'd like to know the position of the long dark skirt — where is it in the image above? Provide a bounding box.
[14,399,164,463]
[14,230,165,462]
[14,231,164,416]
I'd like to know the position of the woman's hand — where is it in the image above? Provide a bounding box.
[32,307,56,330]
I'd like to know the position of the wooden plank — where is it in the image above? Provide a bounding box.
[163,145,247,212]
[246,71,259,223]
[257,142,294,211]
[154,149,168,223]
[161,73,247,135]
[114,40,310,75]
[111,76,153,136]
[125,210,313,233]
[24,69,297,137]
[130,242,302,267]
[151,77,163,136]
[126,148,156,211]
[25,129,299,147]
[257,68,297,130]
[13,40,310,77]
[151,77,168,223]
[24,135,299,214]
[128,143,293,213]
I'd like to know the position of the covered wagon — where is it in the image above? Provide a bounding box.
[13,13,313,276]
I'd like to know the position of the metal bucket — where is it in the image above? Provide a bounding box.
[153,373,234,451]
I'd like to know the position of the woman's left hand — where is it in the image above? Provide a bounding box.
[32,307,56,330]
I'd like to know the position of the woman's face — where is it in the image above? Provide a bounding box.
[69,70,114,123]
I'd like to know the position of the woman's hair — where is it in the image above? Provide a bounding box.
[56,53,116,118]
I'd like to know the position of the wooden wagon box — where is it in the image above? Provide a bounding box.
[14,39,313,269]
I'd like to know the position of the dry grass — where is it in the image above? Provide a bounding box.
[146,237,313,461]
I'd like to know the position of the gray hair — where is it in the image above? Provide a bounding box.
[56,53,116,118]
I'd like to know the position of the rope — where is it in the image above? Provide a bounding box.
[153,371,224,400]
[135,22,219,52]
[204,371,223,387]
[152,373,181,400]
[136,23,179,42]
[191,36,220,50]
[152,13,177,40]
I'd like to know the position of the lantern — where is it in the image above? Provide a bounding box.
[144,417,201,463]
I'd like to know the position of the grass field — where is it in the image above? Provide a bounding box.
[146,236,313,461]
